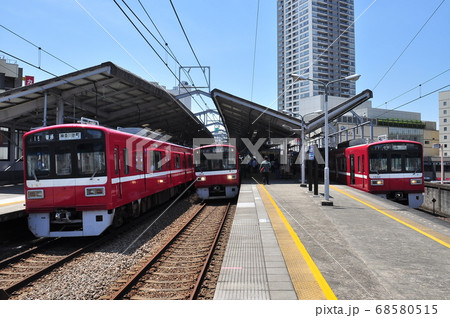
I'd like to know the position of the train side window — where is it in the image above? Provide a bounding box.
[151,150,163,172]
[357,156,361,173]
[174,154,181,169]
[136,150,143,172]
[123,148,130,175]
[186,154,192,168]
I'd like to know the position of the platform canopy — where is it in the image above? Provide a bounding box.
[0,61,212,146]
[210,88,373,152]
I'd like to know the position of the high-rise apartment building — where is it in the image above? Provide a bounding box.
[439,90,450,157]
[277,0,356,115]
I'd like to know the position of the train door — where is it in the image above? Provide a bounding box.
[350,154,355,184]
[183,153,188,182]
[114,146,122,199]
[362,155,365,188]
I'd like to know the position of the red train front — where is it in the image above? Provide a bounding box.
[24,124,194,237]
[194,144,240,199]
[330,140,424,208]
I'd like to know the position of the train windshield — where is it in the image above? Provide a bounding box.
[369,142,422,174]
[25,128,106,180]
[194,146,237,171]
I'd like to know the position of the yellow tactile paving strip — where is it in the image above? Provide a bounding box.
[331,185,450,249]
[0,200,24,207]
[257,184,337,300]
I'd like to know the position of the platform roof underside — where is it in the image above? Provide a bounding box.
[211,88,373,152]
[0,62,212,146]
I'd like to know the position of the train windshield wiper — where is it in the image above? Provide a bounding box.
[32,169,39,182]
[90,168,99,180]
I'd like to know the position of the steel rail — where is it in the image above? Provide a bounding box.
[189,202,230,300]
[109,203,207,300]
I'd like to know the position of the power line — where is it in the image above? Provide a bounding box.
[0,49,58,78]
[168,0,209,88]
[375,68,450,109]
[73,0,159,84]
[112,0,217,125]
[250,0,260,102]
[372,0,447,91]
[0,24,79,72]
[374,84,450,120]
[119,0,199,90]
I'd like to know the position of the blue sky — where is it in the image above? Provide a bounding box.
[2,0,449,125]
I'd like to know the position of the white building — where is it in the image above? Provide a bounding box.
[439,90,450,157]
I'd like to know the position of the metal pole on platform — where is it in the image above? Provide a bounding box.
[290,74,361,206]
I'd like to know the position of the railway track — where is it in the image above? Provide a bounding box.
[0,237,99,299]
[108,202,231,300]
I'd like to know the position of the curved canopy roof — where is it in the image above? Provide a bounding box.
[0,62,212,146]
[211,88,373,152]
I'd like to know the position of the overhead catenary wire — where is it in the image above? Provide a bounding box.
[113,0,217,127]
[123,0,211,110]
[168,0,209,88]
[372,0,447,91]
[373,84,450,120]
[250,0,261,102]
[375,68,450,109]
[0,24,79,72]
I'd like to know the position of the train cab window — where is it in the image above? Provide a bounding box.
[369,153,387,173]
[391,154,402,172]
[26,146,51,179]
[55,148,72,176]
[405,154,422,172]
[77,143,106,176]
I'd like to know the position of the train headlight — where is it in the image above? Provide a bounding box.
[227,174,237,180]
[85,187,105,197]
[197,176,206,181]
[27,189,44,199]
[410,179,422,185]
[371,180,384,186]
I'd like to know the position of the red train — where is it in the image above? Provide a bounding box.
[193,144,240,199]
[329,139,424,208]
[23,124,195,237]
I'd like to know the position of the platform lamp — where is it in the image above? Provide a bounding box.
[290,73,361,205]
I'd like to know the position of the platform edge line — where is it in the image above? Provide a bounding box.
[259,185,338,300]
[330,185,450,249]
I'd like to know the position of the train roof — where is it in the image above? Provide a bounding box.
[24,123,193,150]
[339,139,423,149]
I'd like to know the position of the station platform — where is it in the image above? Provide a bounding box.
[214,179,450,300]
[0,185,25,223]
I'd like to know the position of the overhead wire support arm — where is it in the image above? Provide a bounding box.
[169,0,209,87]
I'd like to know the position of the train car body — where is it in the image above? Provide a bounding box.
[330,140,424,208]
[23,124,194,237]
[194,144,240,199]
